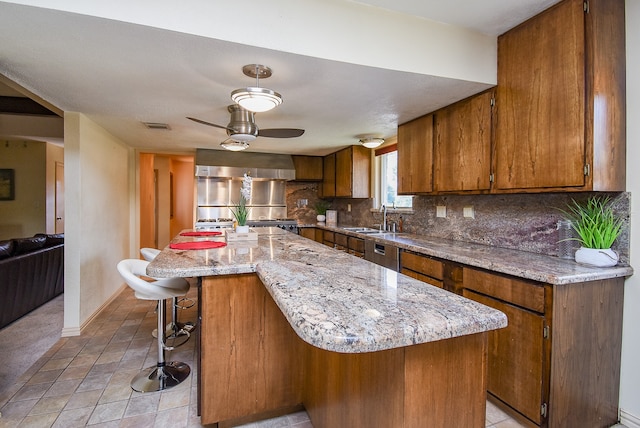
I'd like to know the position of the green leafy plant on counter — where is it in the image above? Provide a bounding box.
[231,173,252,226]
[560,196,623,249]
[230,194,249,226]
[314,199,331,215]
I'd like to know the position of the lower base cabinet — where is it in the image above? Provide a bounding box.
[199,273,489,428]
[463,267,623,428]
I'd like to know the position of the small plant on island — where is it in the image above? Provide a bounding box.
[230,174,252,227]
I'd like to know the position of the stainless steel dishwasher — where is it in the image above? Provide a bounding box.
[364,239,399,271]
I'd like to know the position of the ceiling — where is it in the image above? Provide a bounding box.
[0,0,560,156]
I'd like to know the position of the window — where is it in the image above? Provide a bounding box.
[377,148,412,209]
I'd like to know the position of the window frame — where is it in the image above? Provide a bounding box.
[372,144,413,213]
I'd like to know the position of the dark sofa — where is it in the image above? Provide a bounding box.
[0,233,64,329]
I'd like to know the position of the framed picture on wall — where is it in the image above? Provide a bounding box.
[0,169,15,201]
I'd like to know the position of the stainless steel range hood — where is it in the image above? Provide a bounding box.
[195,149,296,180]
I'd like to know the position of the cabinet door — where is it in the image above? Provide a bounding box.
[335,148,352,197]
[434,91,493,192]
[334,146,370,198]
[463,290,546,426]
[292,156,323,181]
[299,227,316,240]
[350,145,371,198]
[321,153,336,197]
[397,114,433,194]
[495,0,586,190]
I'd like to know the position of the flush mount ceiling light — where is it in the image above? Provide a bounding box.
[359,137,384,149]
[220,139,250,151]
[231,64,283,113]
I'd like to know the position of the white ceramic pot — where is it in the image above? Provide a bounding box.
[317,214,326,222]
[574,247,619,267]
[235,225,250,233]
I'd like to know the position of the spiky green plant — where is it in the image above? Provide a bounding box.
[230,195,249,226]
[561,196,623,249]
[314,199,331,215]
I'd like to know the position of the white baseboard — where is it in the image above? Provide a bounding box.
[60,284,127,337]
[621,408,640,428]
[60,326,80,337]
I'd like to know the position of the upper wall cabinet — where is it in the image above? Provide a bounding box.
[397,114,434,194]
[335,145,371,198]
[319,146,370,198]
[494,0,626,192]
[320,153,336,198]
[292,155,323,181]
[434,90,493,193]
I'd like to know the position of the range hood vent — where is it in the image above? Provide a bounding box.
[195,149,296,180]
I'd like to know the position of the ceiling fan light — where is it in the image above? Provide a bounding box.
[360,137,384,149]
[228,133,257,143]
[231,87,282,113]
[220,140,249,151]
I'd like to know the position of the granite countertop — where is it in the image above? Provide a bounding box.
[147,227,507,353]
[307,224,634,285]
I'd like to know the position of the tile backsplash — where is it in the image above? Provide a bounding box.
[286,183,630,265]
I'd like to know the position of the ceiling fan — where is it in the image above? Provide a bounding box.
[187,104,305,151]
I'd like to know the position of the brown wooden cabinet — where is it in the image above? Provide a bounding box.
[320,153,336,197]
[400,250,444,288]
[334,232,348,252]
[397,114,434,194]
[494,0,625,192]
[292,155,323,181]
[320,146,370,198]
[462,266,623,427]
[347,236,365,258]
[325,232,364,258]
[434,90,493,192]
[322,230,334,247]
[335,146,371,198]
[300,227,324,243]
[399,250,463,293]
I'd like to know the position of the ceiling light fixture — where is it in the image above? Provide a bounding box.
[359,137,384,149]
[231,64,283,113]
[220,140,249,151]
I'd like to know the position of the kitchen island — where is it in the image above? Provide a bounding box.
[148,227,507,427]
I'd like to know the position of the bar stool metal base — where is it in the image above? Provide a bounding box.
[130,361,191,393]
[152,321,194,348]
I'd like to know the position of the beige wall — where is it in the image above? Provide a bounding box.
[0,140,46,239]
[45,142,64,234]
[620,1,640,425]
[62,112,132,335]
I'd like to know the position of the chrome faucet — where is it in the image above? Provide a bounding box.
[380,204,387,231]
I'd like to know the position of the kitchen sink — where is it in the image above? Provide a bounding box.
[341,227,380,234]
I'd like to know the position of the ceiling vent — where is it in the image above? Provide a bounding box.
[142,122,171,130]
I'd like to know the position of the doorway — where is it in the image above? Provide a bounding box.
[55,161,64,233]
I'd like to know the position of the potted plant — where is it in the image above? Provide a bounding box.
[314,199,330,223]
[560,196,623,267]
[231,174,252,233]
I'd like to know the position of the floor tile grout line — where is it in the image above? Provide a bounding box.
[0,283,530,427]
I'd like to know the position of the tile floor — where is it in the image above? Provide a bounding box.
[0,281,532,427]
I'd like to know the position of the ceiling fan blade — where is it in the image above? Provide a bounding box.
[257,128,305,138]
[187,116,235,132]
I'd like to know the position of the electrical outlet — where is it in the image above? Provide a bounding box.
[463,206,475,218]
[347,204,351,212]
[436,205,447,218]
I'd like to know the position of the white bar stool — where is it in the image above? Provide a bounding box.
[140,247,196,344]
[117,259,191,392]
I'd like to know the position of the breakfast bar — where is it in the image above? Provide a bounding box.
[148,227,507,427]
